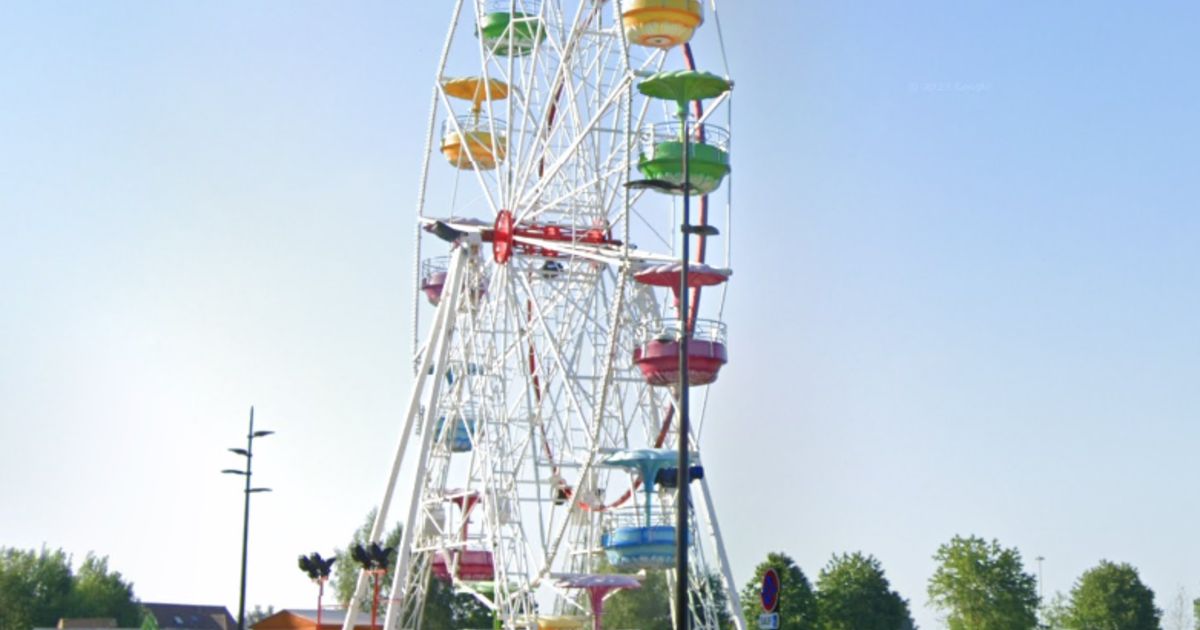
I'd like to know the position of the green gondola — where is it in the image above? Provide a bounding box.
[479,0,545,57]
[637,122,731,195]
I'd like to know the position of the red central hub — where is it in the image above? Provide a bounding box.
[489,209,622,265]
[493,210,515,264]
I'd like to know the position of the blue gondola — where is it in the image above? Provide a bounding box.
[602,525,680,570]
[434,416,475,452]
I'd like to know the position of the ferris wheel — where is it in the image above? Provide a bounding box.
[346,1,740,628]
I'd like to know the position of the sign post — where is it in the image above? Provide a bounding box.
[759,568,780,629]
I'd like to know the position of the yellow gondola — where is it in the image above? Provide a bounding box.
[441,116,507,170]
[621,0,703,49]
[536,616,587,629]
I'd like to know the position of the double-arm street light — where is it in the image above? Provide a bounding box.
[223,406,274,630]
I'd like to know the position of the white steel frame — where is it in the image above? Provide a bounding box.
[344,1,743,628]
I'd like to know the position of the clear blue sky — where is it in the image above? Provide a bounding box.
[3,2,1200,628]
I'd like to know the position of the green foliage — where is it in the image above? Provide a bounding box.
[0,547,140,630]
[592,554,731,630]
[419,579,493,630]
[1043,591,1072,629]
[1194,597,1200,630]
[140,609,161,630]
[1064,560,1160,630]
[602,569,672,630]
[815,552,914,630]
[0,547,72,629]
[332,508,403,609]
[927,535,1038,630]
[741,552,819,630]
[68,553,142,626]
[332,509,490,627]
[1164,586,1190,630]
[701,571,735,630]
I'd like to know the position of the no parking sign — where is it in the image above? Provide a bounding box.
[759,568,780,628]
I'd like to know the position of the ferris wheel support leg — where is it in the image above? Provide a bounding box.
[340,248,468,630]
[382,248,469,630]
[697,476,746,630]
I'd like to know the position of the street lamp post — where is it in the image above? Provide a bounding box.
[351,542,395,630]
[626,167,716,630]
[1036,555,1044,599]
[627,68,731,630]
[1036,555,1046,626]
[673,102,694,630]
[627,106,726,630]
[299,552,337,629]
[625,157,715,630]
[223,406,274,630]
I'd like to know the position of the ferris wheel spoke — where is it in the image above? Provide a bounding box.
[538,268,615,336]
[518,56,664,228]
[511,17,614,213]
[494,17,559,199]
[502,6,576,192]
[519,159,627,225]
[502,274,585,460]
[435,91,506,216]
[515,274,601,449]
[509,81,577,213]
[513,79,628,219]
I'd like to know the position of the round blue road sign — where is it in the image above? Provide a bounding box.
[761,568,780,613]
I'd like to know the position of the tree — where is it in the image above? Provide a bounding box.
[927,535,1038,630]
[602,568,672,630]
[419,578,493,629]
[67,553,142,626]
[332,508,490,627]
[741,552,819,630]
[1043,591,1072,629]
[0,547,75,630]
[815,552,914,630]
[333,509,403,609]
[598,561,730,630]
[0,547,141,630]
[1166,587,1191,630]
[701,571,735,630]
[1064,560,1160,630]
